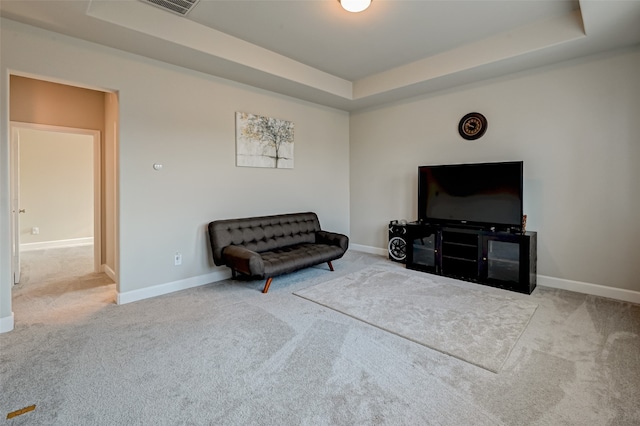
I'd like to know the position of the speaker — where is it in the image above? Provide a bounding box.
[388,220,408,263]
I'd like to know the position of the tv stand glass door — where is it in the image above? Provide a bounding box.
[480,232,537,293]
[406,223,440,273]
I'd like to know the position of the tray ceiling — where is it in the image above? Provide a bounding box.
[1,1,639,111]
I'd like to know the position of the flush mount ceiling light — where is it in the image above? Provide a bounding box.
[338,0,372,13]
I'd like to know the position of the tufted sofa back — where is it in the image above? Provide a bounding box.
[208,212,321,266]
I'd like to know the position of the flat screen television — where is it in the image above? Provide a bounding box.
[418,161,523,231]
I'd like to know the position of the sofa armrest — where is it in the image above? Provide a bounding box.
[222,245,265,276]
[316,231,349,253]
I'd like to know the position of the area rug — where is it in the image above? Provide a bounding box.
[294,265,538,373]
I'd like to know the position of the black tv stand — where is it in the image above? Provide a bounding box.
[405,223,537,294]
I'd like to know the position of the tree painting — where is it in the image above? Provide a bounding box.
[236,112,294,169]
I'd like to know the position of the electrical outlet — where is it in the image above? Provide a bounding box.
[31,227,39,235]
[174,252,182,266]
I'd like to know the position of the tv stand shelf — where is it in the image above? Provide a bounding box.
[406,223,537,294]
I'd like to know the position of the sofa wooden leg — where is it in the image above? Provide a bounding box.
[262,277,273,294]
[327,261,334,271]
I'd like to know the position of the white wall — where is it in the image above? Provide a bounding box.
[350,47,640,294]
[18,128,94,246]
[0,18,350,328]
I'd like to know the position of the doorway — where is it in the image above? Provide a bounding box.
[11,123,101,285]
[7,74,119,330]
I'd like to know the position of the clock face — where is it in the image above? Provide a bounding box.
[459,113,487,140]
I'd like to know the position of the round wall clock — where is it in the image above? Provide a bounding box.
[458,112,488,140]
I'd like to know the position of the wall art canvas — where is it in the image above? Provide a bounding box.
[236,112,294,169]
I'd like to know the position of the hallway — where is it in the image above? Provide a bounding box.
[13,245,115,326]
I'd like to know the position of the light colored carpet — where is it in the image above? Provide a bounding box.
[12,245,115,326]
[1,248,640,425]
[294,265,538,372]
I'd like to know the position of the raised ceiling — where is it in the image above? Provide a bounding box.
[1,1,640,111]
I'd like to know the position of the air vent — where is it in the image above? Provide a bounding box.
[139,0,200,16]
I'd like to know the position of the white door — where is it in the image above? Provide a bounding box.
[10,125,21,284]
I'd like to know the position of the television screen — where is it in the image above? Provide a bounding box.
[418,161,523,230]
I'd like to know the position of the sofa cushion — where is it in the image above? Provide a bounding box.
[260,243,346,277]
[209,212,321,266]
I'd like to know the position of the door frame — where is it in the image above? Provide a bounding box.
[10,126,21,284]
[10,122,102,280]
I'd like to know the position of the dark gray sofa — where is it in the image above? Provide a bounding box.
[208,212,349,293]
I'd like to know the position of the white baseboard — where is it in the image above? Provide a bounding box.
[0,313,15,333]
[538,275,640,305]
[102,264,116,282]
[117,269,232,305]
[21,237,94,252]
[351,244,388,257]
[351,244,640,305]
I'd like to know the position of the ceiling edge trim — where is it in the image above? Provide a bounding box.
[86,0,354,100]
[353,10,587,100]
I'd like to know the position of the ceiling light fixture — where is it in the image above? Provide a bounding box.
[338,0,371,13]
